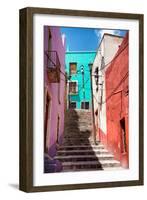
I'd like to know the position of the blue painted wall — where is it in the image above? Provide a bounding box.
[66,51,96,109]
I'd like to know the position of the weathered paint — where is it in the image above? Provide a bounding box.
[44,26,66,157]
[105,33,129,168]
[66,51,96,109]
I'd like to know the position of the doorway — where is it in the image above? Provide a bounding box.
[44,93,51,153]
[56,115,60,144]
[120,118,127,153]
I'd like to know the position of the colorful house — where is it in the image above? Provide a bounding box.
[92,33,129,168]
[92,34,123,143]
[66,51,96,109]
[44,26,66,171]
[105,33,129,168]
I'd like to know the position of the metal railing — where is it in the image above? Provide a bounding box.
[45,50,61,82]
[45,50,61,69]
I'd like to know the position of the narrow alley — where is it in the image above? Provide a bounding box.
[44,26,129,173]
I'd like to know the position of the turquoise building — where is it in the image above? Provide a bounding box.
[66,51,96,109]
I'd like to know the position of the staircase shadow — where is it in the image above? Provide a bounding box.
[60,108,103,172]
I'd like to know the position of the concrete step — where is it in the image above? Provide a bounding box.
[62,140,97,144]
[65,125,92,129]
[62,143,95,146]
[65,113,92,116]
[65,124,92,127]
[64,130,92,134]
[57,144,103,150]
[63,166,124,172]
[65,128,92,132]
[63,138,94,143]
[64,132,92,135]
[102,167,125,171]
[68,119,92,122]
[65,119,92,122]
[66,121,92,125]
[57,149,109,156]
[62,142,99,146]
[62,160,121,171]
[63,135,92,138]
[55,154,114,162]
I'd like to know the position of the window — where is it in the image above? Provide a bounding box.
[70,62,77,74]
[69,102,76,109]
[81,102,89,109]
[69,81,78,94]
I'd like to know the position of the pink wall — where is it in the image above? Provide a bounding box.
[44,26,66,157]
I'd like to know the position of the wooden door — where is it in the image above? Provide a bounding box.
[44,93,50,153]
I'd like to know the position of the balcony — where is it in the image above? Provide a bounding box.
[45,51,61,83]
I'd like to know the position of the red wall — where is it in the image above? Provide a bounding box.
[105,33,129,168]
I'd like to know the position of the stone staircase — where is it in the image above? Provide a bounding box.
[55,109,122,172]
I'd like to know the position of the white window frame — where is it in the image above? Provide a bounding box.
[68,80,78,94]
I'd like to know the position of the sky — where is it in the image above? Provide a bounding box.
[60,27,127,52]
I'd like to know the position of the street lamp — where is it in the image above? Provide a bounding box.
[94,67,99,91]
[81,65,84,74]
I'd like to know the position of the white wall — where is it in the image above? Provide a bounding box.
[92,35,123,134]
[0,0,146,199]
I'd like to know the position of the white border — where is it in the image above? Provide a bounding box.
[33,14,139,186]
